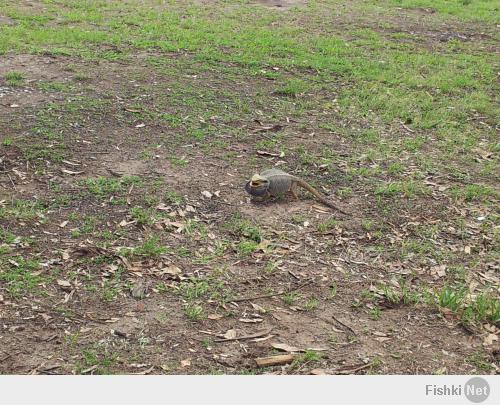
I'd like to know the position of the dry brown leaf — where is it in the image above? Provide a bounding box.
[271,343,300,353]
[161,265,182,276]
[201,190,213,199]
[483,333,498,346]
[208,314,223,320]
[252,124,283,133]
[223,329,237,339]
[180,359,191,368]
[59,220,68,228]
[256,150,281,157]
[310,368,329,375]
[431,264,446,279]
[56,279,71,290]
[62,160,81,166]
[250,303,267,313]
[239,318,263,323]
[61,169,84,175]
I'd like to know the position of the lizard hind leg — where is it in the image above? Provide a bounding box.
[289,182,300,201]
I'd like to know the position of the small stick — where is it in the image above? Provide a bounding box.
[215,327,273,343]
[331,315,356,336]
[7,173,17,191]
[255,354,295,367]
[336,362,373,375]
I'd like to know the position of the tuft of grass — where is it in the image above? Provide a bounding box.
[5,71,24,86]
[375,181,430,198]
[0,257,45,297]
[317,218,339,233]
[436,285,467,312]
[129,206,154,226]
[369,307,382,320]
[449,184,496,202]
[185,304,205,321]
[36,81,72,92]
[304,298,319,311]
[236,240,259,257]
[226,214,262,243]
[292,349,323,368]
[0,200,46,221]
[169,156,188,166]
[282,291,298,306]
[75,349,117,375]
[164,190,185,205]
[126,236,168,257]
[466,351,494,372]
[275,78,309,97]
[179,278,210,301]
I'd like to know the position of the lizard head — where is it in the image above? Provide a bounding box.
[245,174,269,196]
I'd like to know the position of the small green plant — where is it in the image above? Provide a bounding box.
[292,349,322,367]
[236,239,258,256]
[127,236,168,257]
[276,78,308,97]
[337,187,353,198]
[449,184,495,202]
[375,181,429,198]
[291,214,306,225]
[264,261,278,274]
[436,285,466,312]
[282,291,298,306]
[0,199,45,221]
[169,156,187,166]
[102,281,120,302]
[2,137,13,146]
[361,219,374,231]
[129,206,154,225]
[37,81,71,92]
[179,278,210,301]
[75,349,117,375]
[5,71,24,86]
[304,298,319,310]
[369,306,382,320]
[83,176,141,197]
[330,283,337,299]
[462,292,500,325]
[379,283,401,306]
[185,304,205,321]
[164,190,185,205]
[0,257,45,297]
[317,218,338,232]
[466,351,494,372]
[226,214,262,242]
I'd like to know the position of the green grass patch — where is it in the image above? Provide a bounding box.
[0,257,45,298]
[4,71,24,86]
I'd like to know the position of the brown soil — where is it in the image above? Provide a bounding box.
[0,4,498,376]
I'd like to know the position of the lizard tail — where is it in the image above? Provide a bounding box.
[296,179,350,215]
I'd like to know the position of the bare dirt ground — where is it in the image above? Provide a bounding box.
[0,1,498,375]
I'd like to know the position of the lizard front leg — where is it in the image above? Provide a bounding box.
[251,191,271,203]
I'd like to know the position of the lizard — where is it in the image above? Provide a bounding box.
[245,168,349,215]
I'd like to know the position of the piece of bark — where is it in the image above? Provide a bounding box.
[255,354,295,367]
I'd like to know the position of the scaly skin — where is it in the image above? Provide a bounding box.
[245,168,349,214]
